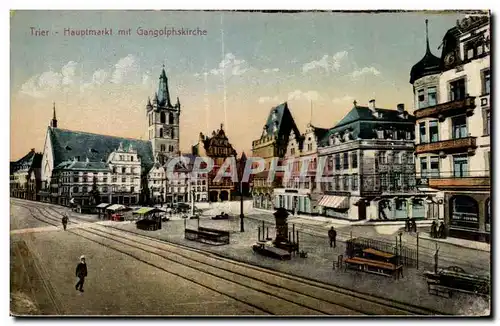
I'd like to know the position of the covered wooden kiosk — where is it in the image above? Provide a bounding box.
[134,207,165,231]
[96,203,111,219]
[105,204,127,220]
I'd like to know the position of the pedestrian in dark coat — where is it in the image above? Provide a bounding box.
[411,218,417,233]
[75,255,88,292]
[438,222,446,239]
[405,217,410,232]
[328,227,337,248]
[62,215,68,231]
[430,221,437,238]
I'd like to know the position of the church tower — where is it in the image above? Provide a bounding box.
[146,65,181,165]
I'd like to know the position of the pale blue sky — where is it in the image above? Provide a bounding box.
[10,10,473,159]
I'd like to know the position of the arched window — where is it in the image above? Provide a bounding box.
[159,128,163,138]
[160,144,165,152]
[450,195,479,229]
[160,112,166,124]
[170,129,174,139]
[169,112,174,124]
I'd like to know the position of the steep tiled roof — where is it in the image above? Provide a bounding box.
[54,161,110,172]
[32,153,43,169]
[49,128,154,174]
[263,103,287,136]
[319,106,415,146]
[11,149,41,173]
[312,126,329,141]
[409,20,442,84]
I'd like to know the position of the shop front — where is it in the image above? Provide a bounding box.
[445,192,490,243]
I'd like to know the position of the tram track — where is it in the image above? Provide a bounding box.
[19,203,353,315]
[12,200,445,316]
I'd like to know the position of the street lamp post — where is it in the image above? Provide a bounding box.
[240,179,244,232]
[191,189,195,217]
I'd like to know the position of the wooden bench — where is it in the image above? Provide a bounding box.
[252,243,291,260]
[344,257,404,279]
[184,228,230,245]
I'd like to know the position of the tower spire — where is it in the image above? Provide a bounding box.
[157,64,171,107]
[50,102,58,128]
[425,19,430,53]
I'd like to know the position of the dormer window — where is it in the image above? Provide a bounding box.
[65,146,72,151]
[377,130,384,139]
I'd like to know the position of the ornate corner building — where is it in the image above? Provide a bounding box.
[316,100,417,221]
[411,16,491,242]
[192,124,237,202]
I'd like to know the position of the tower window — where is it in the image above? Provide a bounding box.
[159,128,163,138]
[160,144,166,152]
[160,112,166,124]
[169,113,174,124]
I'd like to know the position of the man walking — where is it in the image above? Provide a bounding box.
[328,227,337,248]
[62,214,68,231]
[75,255,88,292]
[438,222,446,239]
[430,220,437,238]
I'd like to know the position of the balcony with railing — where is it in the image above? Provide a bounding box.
[414,96,476,120]
[415,137,476,155]
[354,173,418,195]
[416,170,490,190]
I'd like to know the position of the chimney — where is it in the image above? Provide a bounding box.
[397,103,405,113]
[368,99,376,111]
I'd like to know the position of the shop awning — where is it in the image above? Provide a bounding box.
[318,195,349,209]
[96,203,111,209]
[133,207,162,215]
[106,204,126,211]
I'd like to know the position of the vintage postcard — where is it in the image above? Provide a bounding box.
[10,9,491,316]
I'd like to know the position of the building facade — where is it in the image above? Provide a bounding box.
[192,124,237,202]
[166,156,194,204]
[317,100,420,221]
[411,16,491,242]
[274,124,328,215]
[252,102,301,210]
[10,149,42,200]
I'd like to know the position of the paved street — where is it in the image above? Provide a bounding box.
[10,199,490,316]
[11,202,267,316]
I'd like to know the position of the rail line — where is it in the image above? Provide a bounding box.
[13,200,445,316]
[21,203,354,315]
